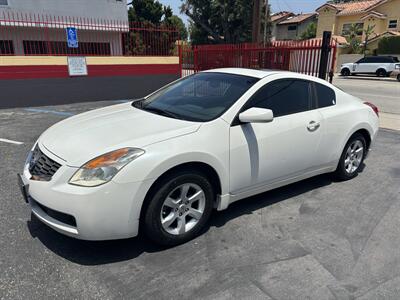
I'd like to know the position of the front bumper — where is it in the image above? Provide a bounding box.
[19,145,153,240]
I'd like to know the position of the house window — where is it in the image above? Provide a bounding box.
[288,25,297,31]
[0,0,8,5]
[0,40,14,54]
[388,20,398,29]
[23,40,111,55]
[342,23,364,36]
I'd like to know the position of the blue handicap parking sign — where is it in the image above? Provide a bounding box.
[66,27,78,48]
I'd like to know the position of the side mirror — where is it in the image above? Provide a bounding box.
[239,107,274,123]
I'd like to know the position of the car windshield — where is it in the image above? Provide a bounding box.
[132,72,259,122]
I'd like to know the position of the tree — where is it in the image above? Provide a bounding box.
[128,0,164,24]
[378,36,400,54]
[363,24,375,56]
[166,15,188,40]
[300,22,317,40]
[345,23,363,54]
[125,0,188,55]
[181,0,256,44]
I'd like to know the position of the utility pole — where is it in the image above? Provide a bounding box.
[263,0,269,46]
[252,0,262,43]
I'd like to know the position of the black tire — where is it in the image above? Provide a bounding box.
[376,69,387,77]
[397,74,400,82]
[341,68,351,76]
[143,170,214,246]
[334,133,367,181]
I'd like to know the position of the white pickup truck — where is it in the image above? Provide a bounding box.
[341,56,400,77]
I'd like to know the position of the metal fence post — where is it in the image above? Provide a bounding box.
[318,31,332,80]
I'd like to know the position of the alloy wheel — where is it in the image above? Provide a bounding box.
[160,183,206,235]
[344,140,364,174]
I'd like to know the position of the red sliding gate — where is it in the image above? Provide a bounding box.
[179,39,338,79]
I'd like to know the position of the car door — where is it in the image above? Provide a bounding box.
[312,81,341,166]
[229,78,323,194]
[353,57,370,73]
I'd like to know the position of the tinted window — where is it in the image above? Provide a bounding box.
[363,57,378,63]
[133,72,258,122]
[315,83,336,108]
[247,79,312,117]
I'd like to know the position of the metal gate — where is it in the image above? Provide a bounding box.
[179,39,337,79]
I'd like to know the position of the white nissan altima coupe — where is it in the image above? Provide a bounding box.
[19,68,379,245]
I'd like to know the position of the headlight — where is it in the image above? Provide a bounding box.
[69,148,145,187]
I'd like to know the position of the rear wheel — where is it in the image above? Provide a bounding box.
[397,74,400,82]
[143,171,214,246]
[334,133,366,181]
[376,69,387,77]
[341,68,351,76]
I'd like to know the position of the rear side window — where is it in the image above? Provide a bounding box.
[314,82,336,108]
[247,79,312,117]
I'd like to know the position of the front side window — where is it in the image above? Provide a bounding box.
[133,72,259,122]
[246,79,312,117]
[314,82,336,108]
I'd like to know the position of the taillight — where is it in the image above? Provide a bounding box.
[364,102,379,117]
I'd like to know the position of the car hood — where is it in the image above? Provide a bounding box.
[39,103,201,166]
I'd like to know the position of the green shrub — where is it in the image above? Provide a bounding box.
[378,36,400,54]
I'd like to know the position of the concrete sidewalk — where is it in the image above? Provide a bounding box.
[380,112,400,131]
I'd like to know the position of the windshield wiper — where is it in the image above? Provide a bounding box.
[142,107,182,119]
[131,98,145,108]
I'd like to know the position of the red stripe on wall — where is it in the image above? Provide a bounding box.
[0,64,180,80]
[0,65,68,79]
[88,64,180,77]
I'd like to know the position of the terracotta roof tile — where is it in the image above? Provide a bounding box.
[271,11,294,22]
[278,13,317,25]
[325,0,384,16]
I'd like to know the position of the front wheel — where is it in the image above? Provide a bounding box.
[143,171,214,246]
[397,74,400,82]
[334,133,366,181]
[341,68,351,76]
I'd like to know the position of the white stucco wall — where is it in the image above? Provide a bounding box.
[0,0,128,22]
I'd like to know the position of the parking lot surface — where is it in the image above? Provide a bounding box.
[0,100,399,299]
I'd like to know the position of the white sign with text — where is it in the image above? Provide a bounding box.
[67,56,88,76]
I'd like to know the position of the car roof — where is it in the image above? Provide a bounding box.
[202,67,338,88]
[202,68,281,79]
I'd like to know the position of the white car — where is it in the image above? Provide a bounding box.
[340,56,400,77]
[18,69,379,245]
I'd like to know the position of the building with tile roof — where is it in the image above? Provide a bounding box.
[316,0,400,51]
[270,11,295,41]
[275,13,318,40]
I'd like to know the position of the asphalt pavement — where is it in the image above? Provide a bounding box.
[1,101,400,299]
[333,76,400,114]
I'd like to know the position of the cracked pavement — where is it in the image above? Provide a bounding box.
[1,101,400,299]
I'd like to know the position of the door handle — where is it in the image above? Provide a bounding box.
[307,121,320,132]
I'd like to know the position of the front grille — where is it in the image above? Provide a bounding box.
[32,198,77,227]
[29,145,61,181]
